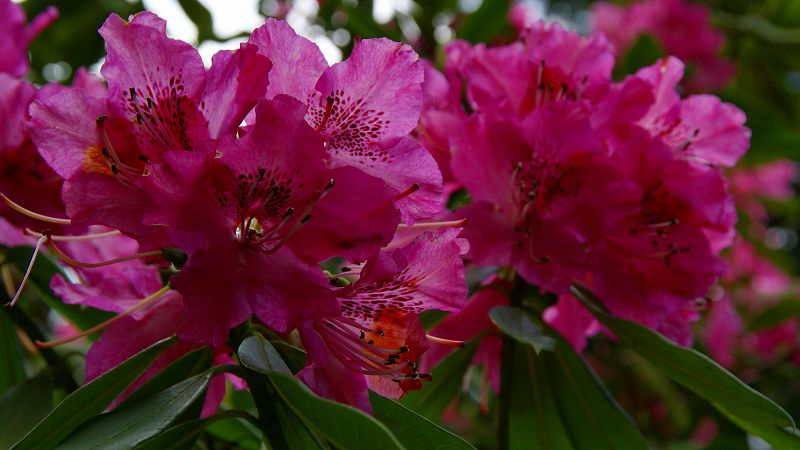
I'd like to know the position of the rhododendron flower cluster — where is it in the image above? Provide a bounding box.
[4,5,462,413]
[421,21,748,348]
[3,2,784,443]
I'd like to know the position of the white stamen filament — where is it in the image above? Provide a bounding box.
[6,235,48,308]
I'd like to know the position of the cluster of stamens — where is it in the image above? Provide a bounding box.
[315,316,430,383]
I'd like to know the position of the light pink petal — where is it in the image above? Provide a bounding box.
[202,43,271,139]
[0,74,35,148]
[28,89,106,179]
[672,95,750,167]
[248,18,328,101]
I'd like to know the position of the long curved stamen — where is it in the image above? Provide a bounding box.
[5,235,48,308]
[426,334,465,348]
[396,219,467,233]
[25,228,121,242]
[47,238,162,269]
[1,194,71,225]
[35,285,171,348]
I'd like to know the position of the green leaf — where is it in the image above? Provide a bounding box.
[56,372,211,450]
[400,340,478,421]
[134,418,207,450]
[3,246,112,334]
[205,415,262,450]
[0,373,53,449]
[571,285,796,431]
[266,372,406,450]
[370,391,476,450]
[538,329,647,449]
[613,34,664,79]
[748,300,800,331]
[509,346,574,450]
[118,347,212,409]
[457,0,512,44]
[273,400,329,450]
[490,306,555,353]
[11,336,176,450]
[0,308,25,395]
[270,340,308,374]
[176,0,215,41]
[238,334,292,375]
[717,403,800,450]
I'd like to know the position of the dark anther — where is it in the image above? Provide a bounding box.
[96,115,108,126]
[368,339,375,345]
[110,164,119,175]
[398,345,409,354]
[377,328,385,337]
[138,155,149,162]
[359,331,365,340]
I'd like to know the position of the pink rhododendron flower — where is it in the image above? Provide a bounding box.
[298,229,468,412]
[29,11,272,238]
[247,19,443,223]
[0,0,58,77]
[592,0,736,92]
[701,296,743,368]
[427,20,745,346]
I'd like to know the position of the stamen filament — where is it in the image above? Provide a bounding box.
[426,334,465,348]
[1,194,71,225]
[47,238,162,269]
[396,219,467,232]
[25,228,121,242]
[394,184,420,201]
[5,236,48,308]
[35,285,171,348]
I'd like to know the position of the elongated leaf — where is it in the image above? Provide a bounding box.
[118,347,212,409]
[3,246,111,333]
[56,372,211,450]
[0,373,53,449]
[0,309,25,395]
[571,285,796,431]
[266,372,406,450]
[717,403,800,450]
[238,335,292,375]
[370,391,475,450]
[134,418,207,450]
[205,415,262,450]
[274,400,329,450]
[11,336,176,450]
[748,300,800,331]
[510,346,574,450]
[539,330,647,449]
[490,306,555,353]
[400,341,478,421]
[270,340,307,373]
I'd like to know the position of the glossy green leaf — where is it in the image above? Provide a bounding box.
[0,373,53,449]
[205,415,262,450]
[118,347,212,409]
[274,400,329,450]
[11,336,176,450]
[239,334,292,375]
[176,0,215,41]
[270,340,308,374]
[572,285,796,430]
[266,372,405,450]
[370,391,475,450]
[717,403,800,450]
[490,306,555,353]
[538,329,647,450]
[134,418,206,450]
[509,346,574,450]
[56,372,211,450]
[400,340,478,421]
[0,309,25,395]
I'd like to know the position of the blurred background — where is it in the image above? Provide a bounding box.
[14,0,799,448]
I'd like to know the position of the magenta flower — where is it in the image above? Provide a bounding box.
[297,229,468,412]
[592,0,736,92]
[247,19,443,223]
[28,11,271,237]
[0,0,58,77]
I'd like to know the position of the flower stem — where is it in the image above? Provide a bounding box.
[497,276,527,450]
